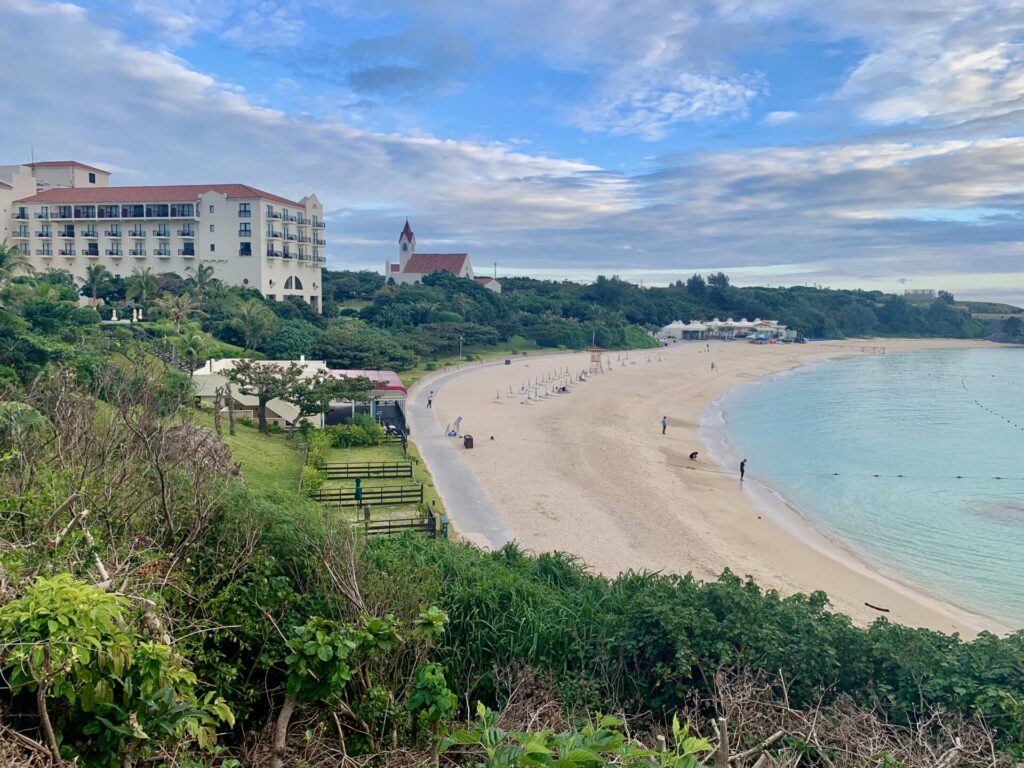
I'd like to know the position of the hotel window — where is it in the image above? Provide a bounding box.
[239,223,251,236]
[239,242,252,257]
[210,244,215,252]
[88,172,96,184]
[209,224,215,232]
[267,204,274,216]
[209,205,214,213]
[238,203,251,217]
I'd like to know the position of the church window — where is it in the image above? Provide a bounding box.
[402,242,408,252]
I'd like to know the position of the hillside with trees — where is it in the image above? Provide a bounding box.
[0,242,1022,765]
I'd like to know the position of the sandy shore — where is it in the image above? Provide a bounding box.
[416,338,1007,635]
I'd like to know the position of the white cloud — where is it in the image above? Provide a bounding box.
[573,72,763,140]
[763,110,797,125]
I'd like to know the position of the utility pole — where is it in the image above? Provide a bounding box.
[459,335,464,360]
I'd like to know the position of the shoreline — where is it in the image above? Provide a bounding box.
[409,338,1010,636]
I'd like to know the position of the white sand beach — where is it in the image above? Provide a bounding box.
[414,338,1007,636]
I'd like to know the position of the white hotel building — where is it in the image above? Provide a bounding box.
[0,161,326,310]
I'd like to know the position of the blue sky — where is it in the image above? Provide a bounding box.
[1,0,1022,304]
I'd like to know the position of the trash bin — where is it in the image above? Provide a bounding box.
[463,434,474,449]
[505,359,511,365]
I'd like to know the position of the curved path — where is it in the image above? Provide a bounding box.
[407,361,515,548]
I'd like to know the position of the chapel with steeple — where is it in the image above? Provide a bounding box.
[384,219,501,292]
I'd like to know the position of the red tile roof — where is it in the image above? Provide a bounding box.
[402,253,468,275]
[399,219,414,242]
[0,181,11,189]
[28,160,110,174]
[16,183,306,208]
[390,263,400,272]
[474,276,497,284]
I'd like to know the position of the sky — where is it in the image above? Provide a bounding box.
[1,0,1022,305]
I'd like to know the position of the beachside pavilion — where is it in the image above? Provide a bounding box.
[191,358,407,429]
[657,318,790,341]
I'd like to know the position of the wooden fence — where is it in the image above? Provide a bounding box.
[358,507,436,539]
[314,483,424,507]
[321,462,414,480]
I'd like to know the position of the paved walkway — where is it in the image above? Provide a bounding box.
[408,362,513,548]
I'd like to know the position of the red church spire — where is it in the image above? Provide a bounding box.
[400,219,414,242]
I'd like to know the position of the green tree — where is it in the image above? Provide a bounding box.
[231,299,278,351]
[289,371,376,423]
[0,238,33,284]
[81,263,113,303]
[178,329,209,375]
[126,266,159,306]
[186,263,217,306]
[224,358,302,432]
[260,318,323,359]
[155,291,202,333]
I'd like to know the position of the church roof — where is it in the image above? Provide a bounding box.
[403,253,468,274]
[400,219,415,242]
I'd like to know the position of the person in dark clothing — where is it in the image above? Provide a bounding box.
[426,390,433,408]
[689,451,699,460]
[661,415,668,435]
[740,458,747,481]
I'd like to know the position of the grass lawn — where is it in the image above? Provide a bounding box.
[195,412,304,494]
[320,438,446,520]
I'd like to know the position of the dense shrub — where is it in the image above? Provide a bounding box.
[363,538,1024,746]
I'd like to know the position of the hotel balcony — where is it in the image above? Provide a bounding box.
[238,209,251,217]
[129,229,146,237]
[13,212,28,220]
[313,221,325,229]
[285,234,297,241]
[313,237,325,246]
[60,232,75,239]
[35,231,51,238]
[53,211,73,220]
[129,249,146,256]
[154,230,171,238]
[267,230,281,239]
[35,250,53,257]
[83,230,98,238]
[34,212,49,219]
[178,249,195,257]
[267,211,282,220]
[104,230,121,237]
[84,250,100,258]
[153,249,172,257]
[238,228,252,237]
[284,213,297,223]
[12,231,29,239]
[177,228,194,237]
[266,249,282,258]
[59,249,76,256]
[105,249,122,256]
[297,235,311,243]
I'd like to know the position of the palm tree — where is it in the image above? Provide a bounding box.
[230,299,277,351]
[154,292,202,334]
[178,329,209,376]
[186,263,217,306]
[0,239,33,284]
[125,266,159,306]
[81,264,112,304]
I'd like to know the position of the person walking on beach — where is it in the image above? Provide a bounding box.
[426,390,433,409]
[740,458,747,481]
[706,343,710,352]
[661,415,668,435]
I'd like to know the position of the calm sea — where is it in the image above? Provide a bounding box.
[710,346,1024,628]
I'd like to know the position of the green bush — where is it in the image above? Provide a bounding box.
[425,362,437,371]
[301,465,325,496]
[267,421,284,434]
[0,575,234,766]
[363,538,1024,747]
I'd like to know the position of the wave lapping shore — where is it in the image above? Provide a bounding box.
[411,338,1005,635]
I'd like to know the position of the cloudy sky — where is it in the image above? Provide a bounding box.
[1,0,1022,304]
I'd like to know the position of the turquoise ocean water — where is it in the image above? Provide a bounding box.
[709,347,1024,627]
